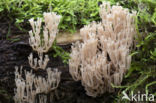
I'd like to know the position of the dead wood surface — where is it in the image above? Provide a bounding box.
[0,34,114,103]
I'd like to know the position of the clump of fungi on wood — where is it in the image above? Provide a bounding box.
[69,2,136,97]
[14,12,61,103]
[14,1,137,102]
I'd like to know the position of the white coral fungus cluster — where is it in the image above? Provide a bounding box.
[14,66,61,103]
[14,12,61,103]
[29,12,61,54]
[28,12,61,70]
[69,2,136,97]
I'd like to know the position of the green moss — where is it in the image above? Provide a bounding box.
[111,0,156,102]
[0,0,103,33]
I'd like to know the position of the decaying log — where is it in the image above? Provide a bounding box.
[0,34,114,103]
